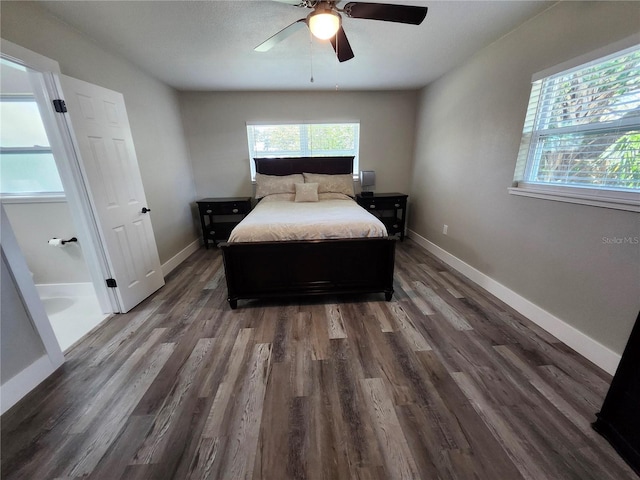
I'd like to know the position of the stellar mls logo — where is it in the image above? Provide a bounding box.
[602,236,639,245]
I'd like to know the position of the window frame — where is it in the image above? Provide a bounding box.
[510,39,640,212]
[246,122,360,181]
[0,94,65,198]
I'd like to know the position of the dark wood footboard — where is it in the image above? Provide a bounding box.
[219,237,396,309]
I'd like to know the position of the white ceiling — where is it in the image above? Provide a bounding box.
[38,0,554,91]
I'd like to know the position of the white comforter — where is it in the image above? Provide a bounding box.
[228,195,387,242]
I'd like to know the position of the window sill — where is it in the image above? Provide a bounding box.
[0,194,66,204]
[508,184,640,213]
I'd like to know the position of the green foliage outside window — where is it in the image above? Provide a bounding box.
[247,123,360,179]
[528,48,640,191]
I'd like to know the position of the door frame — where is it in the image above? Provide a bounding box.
[1,39,120,314]
[1,204,65,414]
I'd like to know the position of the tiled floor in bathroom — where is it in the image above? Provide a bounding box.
[42,294,111,352]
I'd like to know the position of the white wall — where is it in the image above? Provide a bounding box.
[1,204,64,414]
[3,201,91,284]
[410,1,640,357]
[0,1,198,264]
[179,90,419,199]
[0,254,47,384]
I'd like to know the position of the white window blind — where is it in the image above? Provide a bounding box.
[512,45,640,210]
[246,123,360,180]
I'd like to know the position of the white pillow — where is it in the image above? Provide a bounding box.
[302,173,355,197]
[255,173,304,198]
[294,182,319,202]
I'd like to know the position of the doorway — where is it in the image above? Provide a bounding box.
[1,58,109,351]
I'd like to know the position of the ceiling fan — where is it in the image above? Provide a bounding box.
[255,0,428,63]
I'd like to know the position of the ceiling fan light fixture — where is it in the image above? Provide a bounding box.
[308,9,341,40]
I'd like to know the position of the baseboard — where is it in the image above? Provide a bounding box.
[36,282,95,298]
[161,239,200,277]
[36,238,201,296]
[0,355,57,415]
[407,230,621,375]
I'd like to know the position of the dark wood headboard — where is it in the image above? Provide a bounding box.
[254,156,354,176]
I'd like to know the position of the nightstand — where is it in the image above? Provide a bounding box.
[356,192,408,241]
[197,197,252,248]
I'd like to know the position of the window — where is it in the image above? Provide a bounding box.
[246,123,360,180]
[0,95,64,196]
[511,44,640,211]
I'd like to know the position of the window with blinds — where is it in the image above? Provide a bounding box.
[246,123,360,180]
[511,44,640,211]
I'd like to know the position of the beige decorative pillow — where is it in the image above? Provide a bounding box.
[302,173,355,197]
[255,173,304,198]
[294,182,319,202]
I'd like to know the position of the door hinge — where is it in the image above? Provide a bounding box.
[53,99,67,113]
[106,278,117,288]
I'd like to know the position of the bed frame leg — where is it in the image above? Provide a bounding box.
[385,291,393,302]
[228,299,238,309]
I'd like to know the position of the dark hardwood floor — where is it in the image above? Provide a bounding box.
[1,239,635,479]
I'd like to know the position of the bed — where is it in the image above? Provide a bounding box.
[219,156,396,309]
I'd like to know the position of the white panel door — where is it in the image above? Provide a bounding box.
[59,75,164,312]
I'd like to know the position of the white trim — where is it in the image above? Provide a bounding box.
[0,355,58,415]
[0,39,61,74]
[407,229,621,375]
[161,239,200,277]
[1,194,67,204]
[508,185,640,213]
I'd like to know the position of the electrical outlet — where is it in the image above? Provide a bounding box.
[443,224,448,235]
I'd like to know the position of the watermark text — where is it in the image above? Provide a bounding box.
[602,236,639,245]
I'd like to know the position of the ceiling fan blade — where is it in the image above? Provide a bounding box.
[271,0,311,6]
[330,27,355,63]
[255,19,308,52]
[343,2,428,25]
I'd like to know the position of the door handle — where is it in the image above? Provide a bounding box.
[141,207,151,214]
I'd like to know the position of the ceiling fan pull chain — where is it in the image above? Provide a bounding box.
[335,29,339,90]
[309,30,314,83]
